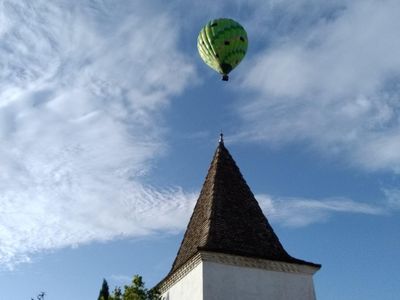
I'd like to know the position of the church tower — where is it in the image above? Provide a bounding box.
[158,137,320,299]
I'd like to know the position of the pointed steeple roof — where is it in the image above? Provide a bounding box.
[169,138,319,274]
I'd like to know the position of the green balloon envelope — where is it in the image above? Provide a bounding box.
[197,18,248,81]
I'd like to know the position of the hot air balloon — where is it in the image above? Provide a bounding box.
[197,18,248,81]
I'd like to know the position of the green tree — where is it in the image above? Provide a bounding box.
[108,275,160,300]
[123,275,147,300]
[146,287,161,300]
[98,279,110,300]
[31,292,46,300]
[110,287,123,300]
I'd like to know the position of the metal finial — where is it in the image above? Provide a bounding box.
[219,132,224,144]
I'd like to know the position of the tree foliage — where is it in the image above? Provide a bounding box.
[98,279,110,300]
[31,292,45,300]
[110,287,123,300]
[100,275,160,300]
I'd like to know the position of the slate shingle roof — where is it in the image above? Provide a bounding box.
[169,140,320,275]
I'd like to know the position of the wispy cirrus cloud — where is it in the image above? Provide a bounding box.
[0,184,197,269]
[0,0,196,269]
[2,0,398,271]
[258,194,386,227]
[236,0,400,172]
[382,188,400,210]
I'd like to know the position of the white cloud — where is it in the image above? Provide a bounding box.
[257,194,385,227]
[2,0,398,271]
[237,0,400,172]
[0,0,196,269]
[382,188,400,209]
[0,183,197,269]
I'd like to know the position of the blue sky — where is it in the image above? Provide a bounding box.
[1,0,400,299]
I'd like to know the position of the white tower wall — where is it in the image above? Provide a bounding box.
[161,262,203,300]
[203,260,317,300]
[160,252,318,300]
